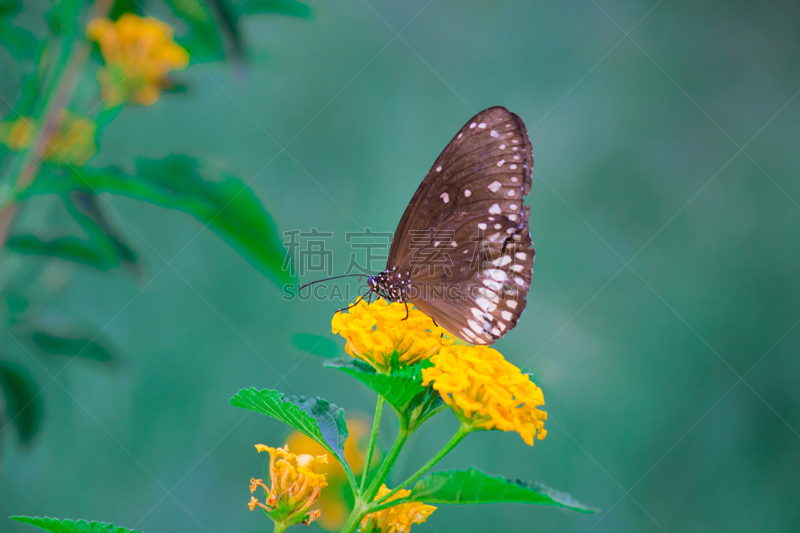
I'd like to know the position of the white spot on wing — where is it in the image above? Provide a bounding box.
[502,311,513,321]
[489,203,502,215]
[464,189,472,197]
[506,300,518,309]
[499,144,506,149]
[509,214,518,221]
[492,255,512,266]
[469,122,477,129]
[510,164,517,170]
[496,159,505,167]
[507,190,515,196]
[478,223,487,230]
[440,192,449,203]
[510,204,518,210]
[436,166,442,172]
[490,130,499,138]
[478,122,487,128]
[468,320,482,334]
[516,252,526,260]
[512,264,524,272]
[488,181,502,192]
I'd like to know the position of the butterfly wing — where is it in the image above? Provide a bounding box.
[387,106,534,345]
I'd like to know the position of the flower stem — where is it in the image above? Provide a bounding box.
[376,422,471,505]
[359,395,384,494]
[364,426,411,501]
[271,522,287,533]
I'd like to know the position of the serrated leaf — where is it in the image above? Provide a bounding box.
[408,468,597,513]
[230,388,353,480]
[292,333,339,359]
[10,516,140,533]
[0,363,41,444]
[324,358,424,414]
[239,0,313,19]
[29,330,116,364]
[23,158,293,287]
[6,235,118,270]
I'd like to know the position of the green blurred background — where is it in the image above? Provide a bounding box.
[2,1,800,532]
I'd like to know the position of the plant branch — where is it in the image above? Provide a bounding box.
[359,395,384,495]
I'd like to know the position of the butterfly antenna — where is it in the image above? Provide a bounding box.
[299,274,371,291]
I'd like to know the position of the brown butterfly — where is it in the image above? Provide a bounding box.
[365,106,534,345]
[303,107,533,344]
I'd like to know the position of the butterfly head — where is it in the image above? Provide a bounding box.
[367,268,411,303]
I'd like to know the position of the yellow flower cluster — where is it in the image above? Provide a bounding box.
[86,14,189,107]
[249,444,328,526]
[360,485,436,533]
[0,111,96,166]
[331,299,452,373]
[421,345,547,446]
[286,419,379,531]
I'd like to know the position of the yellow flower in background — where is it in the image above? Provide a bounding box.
[332,299,452,373]
[421,345,547,446]
[360,484,436,533]
[0,111,97,166]
[86,13,189,107]
[286,418,380,531]
[249,444,328,527]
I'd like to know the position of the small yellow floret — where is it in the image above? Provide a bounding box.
[86,13,189,106]
[421,345,547,445]
[249,444,328,526]
[360,484,436,533]
[331,299,452,373]
[0,111,97,166]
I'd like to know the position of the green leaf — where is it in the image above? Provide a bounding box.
[29,330,116,364]
[6,235,118,270]
[408,468,598,513]
[230,388,353,479]
[239,0,313,19]
[0,22,37,59]
[324,358,425,414]
[0,363,41,444]
[163,0,226,62]
[10,516,140,533]
[66,191,139,274]
[23,158,294,287]
[292,333,339,359]
[0,0,22,19]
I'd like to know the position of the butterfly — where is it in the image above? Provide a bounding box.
[306,107,534,345]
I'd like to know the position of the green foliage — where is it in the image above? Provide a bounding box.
[324,358,445,430]
[7,236,121,271]
[22,157,293,286]
[408,468,598,513]
[292,333,340,359]
[0,23,37,59]
[239,0,313,18]
[164,0,227,62]
[29,329,115,364]
[230,388,354,481]
[11,516,139,533]
[0,362,41,444]
[325,358,424,413]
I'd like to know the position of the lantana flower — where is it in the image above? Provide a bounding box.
[249,444,328,527]
[86,13,189,107]
[360,484,436,533]
[285,418,379,531]
[331,299,452,373]
[421,345,547,445]
[0,111,97,165]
